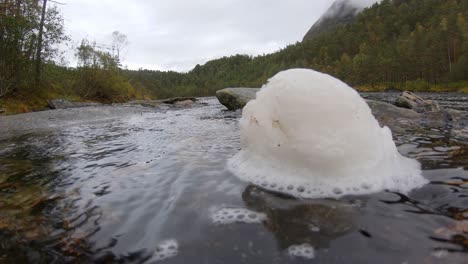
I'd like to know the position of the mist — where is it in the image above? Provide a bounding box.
[321,0,382,19]
[349,0,381,9]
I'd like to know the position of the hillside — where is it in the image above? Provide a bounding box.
[303,0,360,41]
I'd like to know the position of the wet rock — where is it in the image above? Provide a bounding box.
[369,100,468,141]
[366,100,422,133]
[395,91,440,113]
[0,108,5,113]
[216,88,260,111]
[162,97,196,104]
[47,99,102,109]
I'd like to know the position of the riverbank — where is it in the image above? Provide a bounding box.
[355,80,468,93]
[1,77,467,116]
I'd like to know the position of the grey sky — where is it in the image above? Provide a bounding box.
[57,0,374,72]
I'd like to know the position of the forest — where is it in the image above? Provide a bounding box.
[1,0,468,113]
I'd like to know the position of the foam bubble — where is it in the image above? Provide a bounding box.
[432,249,449,259]
[287,244,315,259]
[211,207,266,225]
[152,239,178,262]
[228,69,428,198]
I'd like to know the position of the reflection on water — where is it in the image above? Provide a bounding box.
[0,96,467,263]
[242,185,357,250]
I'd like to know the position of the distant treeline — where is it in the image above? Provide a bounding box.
[1,0,468,113]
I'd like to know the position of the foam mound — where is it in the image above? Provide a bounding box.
[228,69,427,198]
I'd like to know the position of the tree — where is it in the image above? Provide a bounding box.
[111,31,128,68]
[35,0,47,83]
[0,0,66,97]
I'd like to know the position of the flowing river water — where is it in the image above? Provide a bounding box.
[0,94,467,263]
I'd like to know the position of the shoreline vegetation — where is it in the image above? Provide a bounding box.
[1,0,468,115]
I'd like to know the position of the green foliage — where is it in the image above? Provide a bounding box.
[0,0,66,97]
[73,39,142,102]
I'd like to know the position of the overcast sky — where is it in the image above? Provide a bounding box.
[57,0,355,72]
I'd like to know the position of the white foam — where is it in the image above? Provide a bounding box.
[228,69,428,199]
[432,249,449,259]
[152,239,178,262]
[287,244,315,259]
[211,207,266,225]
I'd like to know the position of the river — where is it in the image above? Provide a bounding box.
[0,94,467,263]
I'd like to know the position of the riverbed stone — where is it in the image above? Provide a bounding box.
[216,88,260,111]
[395,91,440,113]
[47,99,102,109]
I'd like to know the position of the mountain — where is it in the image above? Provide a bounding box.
[303,0,370,41]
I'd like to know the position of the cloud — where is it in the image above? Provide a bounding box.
[57,0,335,71]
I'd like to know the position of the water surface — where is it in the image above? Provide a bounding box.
[0,95,467,263]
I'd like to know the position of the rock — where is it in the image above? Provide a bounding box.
[174,100,193,107]
[216,88,260,111]
[395,91,440,113]
[369,100,468,141]
[366,100,421,133]
[47,99,75,109]
[162,97,196,104]
[0,108,5,113]
[47,99,102,109]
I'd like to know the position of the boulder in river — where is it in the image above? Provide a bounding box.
[0,108,5,113]
[395,91,440,113]
[47,99,102,109]
[216,88,260,111]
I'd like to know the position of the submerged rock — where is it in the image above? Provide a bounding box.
[242,185,356,249]
[395,91,440,113]
[47,99,102,109]
[216,88,260,111]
